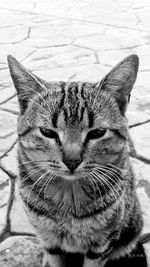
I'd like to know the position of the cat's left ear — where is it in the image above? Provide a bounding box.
[100,54,139,114]
[7,55,45,114]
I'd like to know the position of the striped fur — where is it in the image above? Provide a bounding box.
[7,54,147,267]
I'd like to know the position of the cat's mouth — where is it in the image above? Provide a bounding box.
[51,163,110,181]
[55,162,95,181]
[58,170,86,180]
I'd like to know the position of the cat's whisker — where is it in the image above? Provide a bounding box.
[93,163,122,177]
[95,166,123,186]
[96,169,120,201]
[96,169,131,209]
[107,164,122,172]
[33,170,55,210]
[19,162,58,171]
[31,175,52,214]
[90,172,104,207]
[92,169,121,209]
[86,174,96,199]
[44,172,56,200]
[94,166,130,206]
[26,170,50,206]
[96,168,123,195]
[94,164,121,182]
[96,165,126,224]
[95,173,107,197]
[17,160,52,167]
[94,166,122,183]
[88,173,101,201]
[19,167,44,186]
[90,174,104,201]
[87,163,122,184]
[18,161,53,184]
[19,173,44,198]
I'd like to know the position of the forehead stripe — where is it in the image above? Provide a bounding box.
[52,82,66,128]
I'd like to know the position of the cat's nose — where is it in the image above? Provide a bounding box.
[62,158,82,174]
[62,143,82,174]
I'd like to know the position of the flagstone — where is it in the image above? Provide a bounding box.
[130,122,150,159]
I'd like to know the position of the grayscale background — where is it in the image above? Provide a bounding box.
[0,0,150,266]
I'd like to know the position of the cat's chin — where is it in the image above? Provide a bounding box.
[48,176,107,217]
[46,174,103,202]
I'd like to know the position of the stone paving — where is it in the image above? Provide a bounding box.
[0,0,150,266]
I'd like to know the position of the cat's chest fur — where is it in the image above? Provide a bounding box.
[26,197,120,254]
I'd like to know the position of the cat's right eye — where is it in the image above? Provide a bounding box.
[86,129,106,140]
[40,127,59,139]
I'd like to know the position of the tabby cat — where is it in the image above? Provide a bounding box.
[7,54,147,267]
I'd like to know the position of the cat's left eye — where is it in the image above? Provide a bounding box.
[86,129,106,140]
[40,127,59,139]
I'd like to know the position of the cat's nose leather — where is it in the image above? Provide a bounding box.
[62,158,82,174]
[62,143,82,174]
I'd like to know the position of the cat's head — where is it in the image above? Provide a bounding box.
[7,55,139,181]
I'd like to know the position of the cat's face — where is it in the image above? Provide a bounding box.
[7,55,139,183]
[16,81,128,181]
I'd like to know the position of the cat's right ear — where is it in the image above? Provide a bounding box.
[7,55,44,114]
[99,54,139,115]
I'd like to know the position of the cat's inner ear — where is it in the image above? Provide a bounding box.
[7,55,45,114]
[100,54,139,114]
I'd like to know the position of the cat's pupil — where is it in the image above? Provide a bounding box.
[40,127,58,139]
[86,129,106,140]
